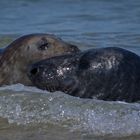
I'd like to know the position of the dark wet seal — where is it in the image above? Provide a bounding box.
[0,33,80,86]
[0,48,5,59]
[28,47,140,103]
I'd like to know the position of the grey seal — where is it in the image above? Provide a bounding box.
[0,33,80,85]
[28,47,140,102]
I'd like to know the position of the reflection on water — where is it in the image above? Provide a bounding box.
[0,0,140,139]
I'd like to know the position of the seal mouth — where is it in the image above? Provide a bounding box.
[42,77,77,93]
[42,83,58,92]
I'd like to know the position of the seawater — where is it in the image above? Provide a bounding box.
[0,84,140,140]
[0,0,140,139]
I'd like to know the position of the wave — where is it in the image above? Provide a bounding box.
[0,84,140,138]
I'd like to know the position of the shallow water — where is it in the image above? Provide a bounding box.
[0,84,140,140]
[0,0,140,51]
[0,0,140,139]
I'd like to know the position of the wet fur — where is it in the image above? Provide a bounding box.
[0,34,80,85]
[28,47,140,102]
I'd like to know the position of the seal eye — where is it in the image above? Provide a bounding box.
[38,42,50,51]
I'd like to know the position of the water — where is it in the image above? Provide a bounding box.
[0,84,140,140]
[0,0,140,139]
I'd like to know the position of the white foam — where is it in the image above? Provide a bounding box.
[0,83,47,93]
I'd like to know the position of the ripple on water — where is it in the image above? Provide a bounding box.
[0,84,140,138]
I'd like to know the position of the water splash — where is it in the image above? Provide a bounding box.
[0,84,140,138]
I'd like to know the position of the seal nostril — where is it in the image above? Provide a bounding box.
[30,68,38,75]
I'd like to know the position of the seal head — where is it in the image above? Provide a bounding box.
[0,33,80,85]
[28,53,81,92]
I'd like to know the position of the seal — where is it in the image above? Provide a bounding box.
[0,33,80,85]
[28,47,140,102]
[0,49,4,59]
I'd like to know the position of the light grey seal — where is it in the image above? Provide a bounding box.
[0,33,80,85]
